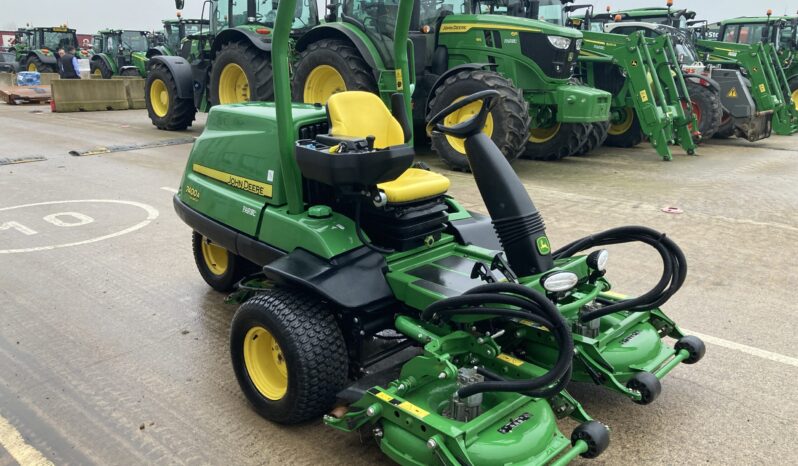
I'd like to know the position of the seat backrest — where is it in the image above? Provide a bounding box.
[327,91,405,149]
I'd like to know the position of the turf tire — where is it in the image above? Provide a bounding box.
[146,63,197,131]
[192,231,256,292]
[230,289,348,424]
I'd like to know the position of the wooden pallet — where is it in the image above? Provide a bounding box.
[0,85,51,105]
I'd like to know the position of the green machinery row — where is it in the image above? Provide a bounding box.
[141,0,798,170]
[166,0,711,464]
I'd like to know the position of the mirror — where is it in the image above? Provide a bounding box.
[175,0,185,9]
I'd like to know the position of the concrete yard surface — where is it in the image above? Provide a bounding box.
[0,103,796,465]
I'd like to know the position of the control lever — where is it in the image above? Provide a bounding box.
[490,253,518,283]
[366,135,376,151]
[470,262,497,284]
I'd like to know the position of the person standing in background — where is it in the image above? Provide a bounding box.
[57,48,66,77]
[60,46,81,79]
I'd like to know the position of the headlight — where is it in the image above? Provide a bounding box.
[586,249,609,272]
[547,36,572,50]
[540,271,579,293]
[575,39,583,51]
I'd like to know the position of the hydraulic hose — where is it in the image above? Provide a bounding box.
[422,283,573,399]
[553,226,687,322]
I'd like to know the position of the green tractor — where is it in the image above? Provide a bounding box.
[144,0,319,131]
[716,13,798,110]
[10,26,91,73]
[290,0,612,169]
[90,29,151,78]
[172,0,705,463]
[148,17,210,57]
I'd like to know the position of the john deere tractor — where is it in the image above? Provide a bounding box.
[10,26,90,73]
[148,17,210,57]
[172,0,705,463]
[90,29,151,78]
[290,0,612,169]
[144,0,319,131]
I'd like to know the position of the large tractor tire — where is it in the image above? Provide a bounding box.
[230,289,348,424]
[428,70,529,172]
[713,108,735,139]
[523,122,590,161]
[605,107,643,147]
[574,121,610,156]
[685,81,722,141]
[192,232,256,292]
[292,39,377,104]
[146,63,197,131]
[210,41,273,106]
[90,59,113,79]
[25,56,55,73]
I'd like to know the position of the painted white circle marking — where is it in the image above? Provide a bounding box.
[0,200,159,254]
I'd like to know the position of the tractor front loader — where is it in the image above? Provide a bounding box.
[578,30,698,160]
[291,0,612,170]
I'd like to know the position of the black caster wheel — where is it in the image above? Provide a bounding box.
[675,335,706,364]
[571,420,610,459]
[627,371,661,405]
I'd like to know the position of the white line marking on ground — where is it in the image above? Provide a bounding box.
[0,415,54,466]
[0,200,159,254]
[160,187,178,193]
[684,329,798,368]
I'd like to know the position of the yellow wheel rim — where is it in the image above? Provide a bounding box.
[150,78,169,118]
[792,88,798,111]
[93,68,102,76]
[528,122,561,143]
[218,63,250,104]
[244,326,288,400]
[27,62,37,72]
[608,107,635,135]
[200,238,229,276]
[443,98,494,155]
[303,65,346,104]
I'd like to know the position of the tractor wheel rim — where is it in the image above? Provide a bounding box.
[93,68,102,76]
[528,122,561,144]
[200,238,228,276]
[27,62,37,72]
[443,98,494,155]
[608,107,635,135]
[303,65,346,104]
[219,63,250,104]
[150,78,169,117]
[244,326,288,401]
[682,100,702,130]
[792,88,798,111]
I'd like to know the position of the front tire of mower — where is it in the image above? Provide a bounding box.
[627,371,661,405]
[605,107,643,147]
[686,82,722,141]
[675,335,706,364]
[191,231,255,292]
[428,69,529,171]
[571,420,610,459]
[146,63,197,131]
[523,122,590,161]
[230,289,348,424]
[210,41,273,106]
[291,39,377,105]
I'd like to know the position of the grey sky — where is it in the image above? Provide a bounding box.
[1,0,795,34]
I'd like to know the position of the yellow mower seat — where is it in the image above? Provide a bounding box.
[326,91,450,203]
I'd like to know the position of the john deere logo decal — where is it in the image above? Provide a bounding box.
[536,236,551,255]
[631,59,638,67]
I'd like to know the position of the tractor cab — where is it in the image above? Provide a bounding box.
[162,18,209,54]
[13,26,82,72]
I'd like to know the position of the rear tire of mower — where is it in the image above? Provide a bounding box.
[210,41,273,106]
[522,122,590,161]
[192,231,256,292]
[573,121,610,156]
[686,82,722,141]
[90,59,113,79]
[428,69,529,172]
[146,63,197,131]
[230,289,348,424]
[605,107,643,147]
[291,39,377,104]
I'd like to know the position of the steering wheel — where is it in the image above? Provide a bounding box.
[426,90,499,138]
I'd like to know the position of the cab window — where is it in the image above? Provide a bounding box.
[723,24,739,42]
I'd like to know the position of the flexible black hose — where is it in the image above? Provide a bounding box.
[553,226,686,322]
[477,364,572,399]
[422,283,573,399]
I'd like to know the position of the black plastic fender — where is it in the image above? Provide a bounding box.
[28,50,57,67]
[212,27,273,57]
[146,46,169,59]
[684,73,720,93]
[425,63,496,117]
[149,55,194,100]
[294,23,381,81]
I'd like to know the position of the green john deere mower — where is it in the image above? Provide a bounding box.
[173,0,705,463]
[90,29,151,78]
[291,0,612,169]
